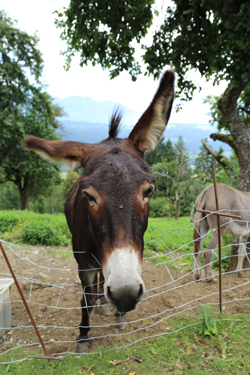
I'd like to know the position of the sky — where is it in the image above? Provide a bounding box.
[1,0,227,124]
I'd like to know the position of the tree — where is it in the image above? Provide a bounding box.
[194,139,235,184]
[0,11,64,209]
[145,1,250,192]
[0,99,63,209]
[202,91,250,180]
[55,1,250,190]
[62,171,80,201]
[0,10,43,145]
[145,138,175,167]
[152,136,198,219]
[0,182,20,210]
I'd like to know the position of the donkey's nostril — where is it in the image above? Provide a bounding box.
[107,286,114,302]
[137,284,144,301]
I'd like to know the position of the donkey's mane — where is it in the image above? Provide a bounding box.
[109,108,123,138]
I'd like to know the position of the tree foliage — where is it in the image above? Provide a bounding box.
[62,171,79,201]
[55,1,250,91]
[0,11,64,209]
[145,0,250,191]
[0,10,43,134]
[150,137,199,219]
[145,138,175,167]
[204,88,250,132]
[54,0,154,80]
[0,182,20,210]
[144,1,250,96]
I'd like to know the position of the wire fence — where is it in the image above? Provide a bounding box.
[1,212,250,364]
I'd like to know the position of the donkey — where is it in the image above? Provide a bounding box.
[24,70,175,353]
[194,183,250,283]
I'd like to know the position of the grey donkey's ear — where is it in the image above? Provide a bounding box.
[128,70,175,153]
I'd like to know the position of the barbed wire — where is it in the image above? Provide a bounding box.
[1,211,250,364]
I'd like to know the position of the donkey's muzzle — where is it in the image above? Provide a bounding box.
[103,248,145,313]
[107,283,144,313]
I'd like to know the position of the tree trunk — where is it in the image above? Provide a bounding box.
[20,189,27,210]
[175,199,180,220]
[169,202,174,218]
[218,79,250,272]
[218,80,250,191]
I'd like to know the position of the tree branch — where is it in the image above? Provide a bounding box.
[209,133,237,154]
[153,170,177,188]
[201,139,234,177]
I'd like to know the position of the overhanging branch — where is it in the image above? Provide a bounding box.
[201,139,234,177]
[209,133,238,154]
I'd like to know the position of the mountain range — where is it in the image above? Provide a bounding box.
[55,96,230,154]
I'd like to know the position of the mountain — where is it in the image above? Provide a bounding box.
[59,120,230,154]
[54,96,141,125]
[55,96,230,154]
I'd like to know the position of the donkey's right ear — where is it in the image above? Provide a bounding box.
[128,70,175,153]
[23,136,94,170]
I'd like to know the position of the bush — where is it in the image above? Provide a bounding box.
[0,210,71,246]
[149,197,168,217]
[0,211,25,232]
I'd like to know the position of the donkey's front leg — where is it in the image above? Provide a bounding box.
[76,271,94,353]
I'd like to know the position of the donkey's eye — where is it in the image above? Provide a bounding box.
[143,188,153,200]
[85,192,97,205]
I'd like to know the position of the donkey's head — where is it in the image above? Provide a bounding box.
[24,70,175,313]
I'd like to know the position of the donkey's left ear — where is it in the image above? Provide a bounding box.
[128,70,175,153]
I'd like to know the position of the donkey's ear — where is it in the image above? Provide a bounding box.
[128,70,175,153]
[23,136,93,169]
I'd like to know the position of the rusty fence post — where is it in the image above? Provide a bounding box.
[212,161,223,315]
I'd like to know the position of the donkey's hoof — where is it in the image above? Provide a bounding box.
[76,337,89,354]
[76,342,89,354]
[89,306,97,318]
[238,272,243,278]
[195,277,201,282]
[101,304,113,316]
[207,278,216,284]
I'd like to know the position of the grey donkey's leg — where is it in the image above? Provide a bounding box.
[236,236,247,278]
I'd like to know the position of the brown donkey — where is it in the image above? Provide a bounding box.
[24,70,175,353]
[194,183,250,283]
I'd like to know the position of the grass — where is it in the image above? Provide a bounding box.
[1,315,250,374]
[145,217,195,253]
[144,217,231,272]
